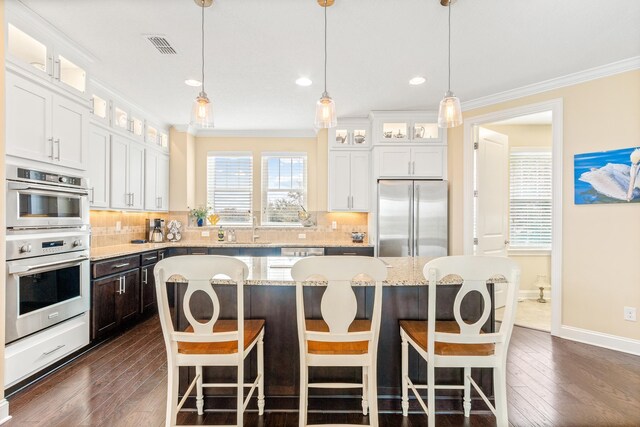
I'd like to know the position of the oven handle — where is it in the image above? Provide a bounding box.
[8,182,89,197]
[9,256,89,275]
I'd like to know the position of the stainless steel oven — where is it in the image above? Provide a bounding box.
[6,165,89,230]
[5,230,90,344]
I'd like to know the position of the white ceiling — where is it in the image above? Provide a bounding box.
[16,0,640,130]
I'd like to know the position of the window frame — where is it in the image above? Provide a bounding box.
[260,152,308,227]
[206,151,254,227]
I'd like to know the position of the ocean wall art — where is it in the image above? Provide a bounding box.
[574,146,640,204]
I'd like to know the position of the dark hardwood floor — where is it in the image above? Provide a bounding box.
[5,315,640,426]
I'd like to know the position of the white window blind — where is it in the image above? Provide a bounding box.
[509,148,552,249]
[261,154,307,226]
[206,153,253,225]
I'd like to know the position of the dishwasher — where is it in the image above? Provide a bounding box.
[280,247,324,257]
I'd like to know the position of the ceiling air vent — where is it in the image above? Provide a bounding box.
[145,35,177,55]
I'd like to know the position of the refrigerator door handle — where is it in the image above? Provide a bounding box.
[414,185,420,256]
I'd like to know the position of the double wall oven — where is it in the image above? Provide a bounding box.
[5,165,90,344]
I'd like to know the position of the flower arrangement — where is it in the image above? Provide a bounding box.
[190,206,211,226]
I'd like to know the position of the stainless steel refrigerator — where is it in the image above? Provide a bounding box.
[377,180,448,257]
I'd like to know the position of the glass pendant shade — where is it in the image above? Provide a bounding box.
[190,91,214,129]
[314,93,337,129]
[438,91,463,128]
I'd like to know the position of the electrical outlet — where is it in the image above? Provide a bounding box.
[115,221,121,232]
[331,221,337,230]
[201,231,210,237]
[624,306,637,322]
[298,233,306,239]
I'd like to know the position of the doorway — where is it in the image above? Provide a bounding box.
[463,100,563,336]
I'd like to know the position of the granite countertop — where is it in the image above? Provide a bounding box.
[90,241,374,261]
[164,256,459,287]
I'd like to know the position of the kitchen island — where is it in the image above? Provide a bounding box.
[169,256,495,413]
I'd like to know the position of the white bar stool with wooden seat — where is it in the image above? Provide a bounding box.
[291,256,388,427]
[400,255,520,427]
[154,255,265,427]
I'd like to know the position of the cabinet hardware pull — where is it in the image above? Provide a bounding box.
[160,253,164,260]
[143,268,148,285]
[113,263,130,268]
[54,59,61,80]
[123,277,126,293]
[89,97,94,114]
[412,161,416,175]
[47,56,54,77]
[144,256,157,261]
[131,193,135,207]
[54,139,61,161]
[48,137,54,159]
[408,161,411,175]
[90,187,95,204]
[43,344,65,356]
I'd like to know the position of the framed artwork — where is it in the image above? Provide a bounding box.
[574,146,640,204]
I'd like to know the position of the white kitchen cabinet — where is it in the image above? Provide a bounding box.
[144,150,169,211]
[88,125,110,208]
[370,111,443,144]
[377,146,446,179]
[90,92,111,127]
[329,151,370,212]
[7,22,87,96]
[111,135,144,210]
[112,101,144,141]
[328,118,371,149]
[6,71,88,170]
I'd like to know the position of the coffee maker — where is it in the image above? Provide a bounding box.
[148,218,165,243]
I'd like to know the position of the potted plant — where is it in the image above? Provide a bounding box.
[190,206,210,227]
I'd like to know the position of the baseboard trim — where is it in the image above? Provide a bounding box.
[559,325,640,356]
[0,399,11,425]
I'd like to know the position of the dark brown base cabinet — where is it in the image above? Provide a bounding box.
[91,269,140,340]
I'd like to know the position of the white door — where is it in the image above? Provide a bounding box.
[128,143,145,210]
[475,127,509,307]
[6,72,52,164]
[411,146,444,178]
[110,136,129,209]
[144,150,159,211]
[52,95,87,170]
[158,154,170,211]
[350,151,370,211]
[88,125,110,208]
[378,147,411,177]
[329,151,351,210]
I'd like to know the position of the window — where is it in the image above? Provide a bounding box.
[261,154,307,226]
[206,153,253,225]
[509,148,552,249]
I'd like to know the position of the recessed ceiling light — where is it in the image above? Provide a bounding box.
[409,76,426,85]
[296,77,313,87]
[185,79,202,87]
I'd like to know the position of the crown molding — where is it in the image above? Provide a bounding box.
[172,127,317,138]
[462,56,640,112]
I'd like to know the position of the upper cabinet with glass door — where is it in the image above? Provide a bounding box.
[7,23,88,97]
[328,118,371,150]
[111,101,144,141]
[370,111,444,144]
[145,122,170,152]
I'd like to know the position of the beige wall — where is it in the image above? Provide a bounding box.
[482,124,553,293]
[448,70,640,340]
[0,0,6,397]
[168,127,196,211]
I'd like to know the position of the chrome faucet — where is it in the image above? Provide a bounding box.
[252,215,260,243]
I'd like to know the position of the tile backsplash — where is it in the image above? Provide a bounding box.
[90,210,368,248]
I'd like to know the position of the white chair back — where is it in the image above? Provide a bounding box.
[423,255,520,361]
[291,256,387,347]
[154,255,249,357]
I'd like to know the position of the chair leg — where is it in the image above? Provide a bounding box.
[166,365,179,427]
[257,333,265,415]
[362,366,369,416]
[368,359,379,427]
[463,367,471,417]
[196,365,204,415]
[427,363,435,427]
[494,366,509,427]
[299,363,308,427]
[400,331,409,417]
[237,361,244,427]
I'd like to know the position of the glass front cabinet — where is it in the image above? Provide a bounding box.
[370,111,443,144]
[328,118,371,149]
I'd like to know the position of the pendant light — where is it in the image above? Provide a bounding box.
[437,0,463,128]
[190,0,214,129]
[314,0,337,129]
